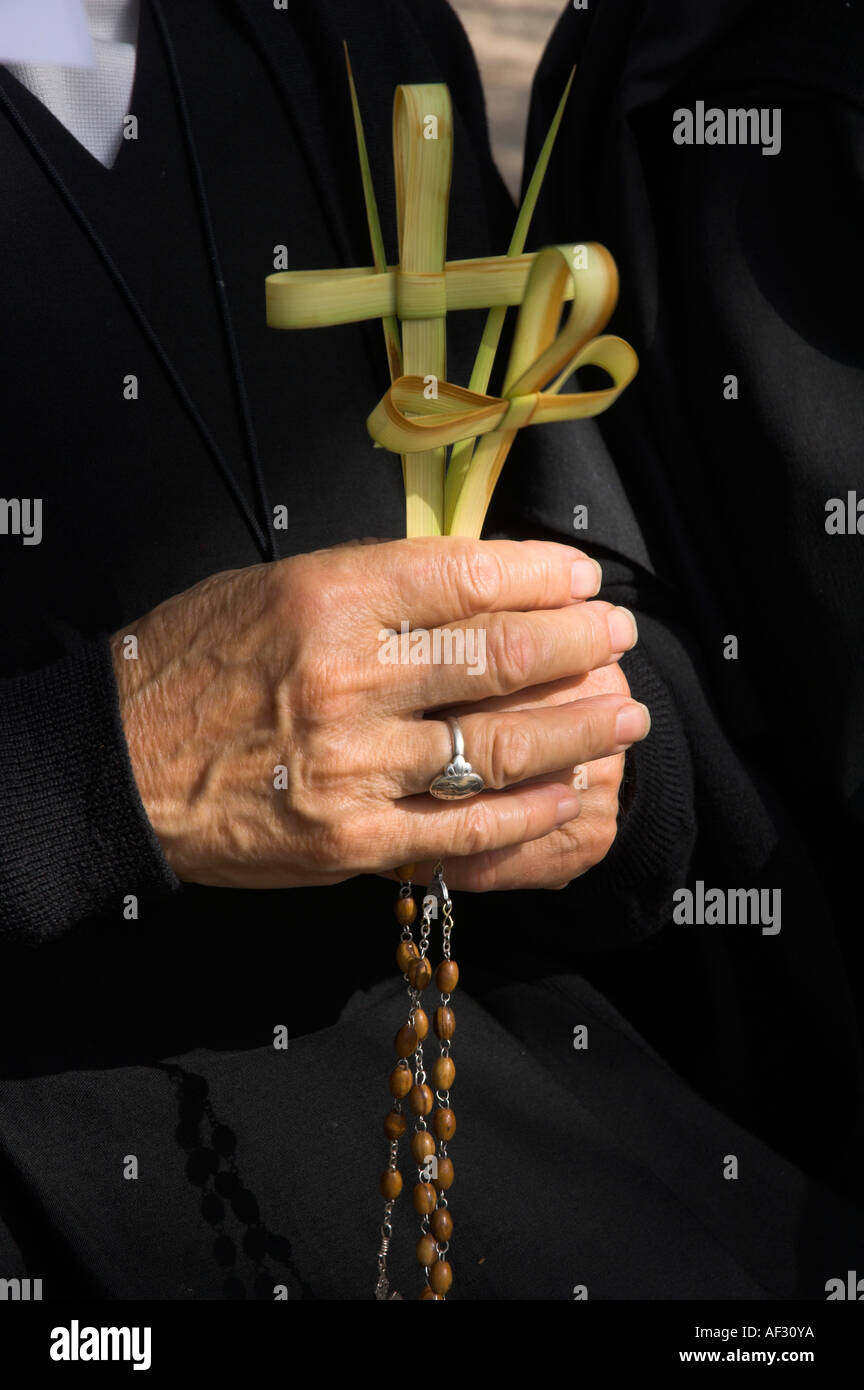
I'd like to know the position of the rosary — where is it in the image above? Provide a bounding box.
[374,859,457,1300]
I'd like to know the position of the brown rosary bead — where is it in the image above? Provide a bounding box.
[389,1064,413,1099]
[413,1182,436,1216]
[408,956,432,991]
[433,1006,456,1040]
[410,1130,436,1164]
[429,1260,453,1295]
[408,1083,434,1116]
[384,1110,407,1140]
[435,959,459,993]
[416,1234,438,1267]
[412,1008,429,1040]
[395,863,416,881]
[430,1207,453,1243]
[433,1107,456,1142]
[395,898,417,929]
[433,1157,454,1191]
[420,1286,443,1300]
[431,1055,455,1090]
[395,1024,418,1058]
[380,1169,403,1200]
[396,939,419,972]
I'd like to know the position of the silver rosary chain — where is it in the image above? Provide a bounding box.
[374,860,455,1300]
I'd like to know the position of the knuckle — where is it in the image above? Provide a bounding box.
[275,553,339,629]
[487,718,534,788]
[589,815,618,864]
[450,542,505,611]
[271,556,308,613]
[292,657,337,723]
[304,806,366,867]
[464,850,501,893]
[457,797,496,858]
[546,833,581,887]
[487,615,537,692]
[312,816,356,872]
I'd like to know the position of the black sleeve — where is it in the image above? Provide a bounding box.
[485,415,701,951]
[0,636,180,944]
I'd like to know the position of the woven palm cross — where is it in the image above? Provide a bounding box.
[266,73,637,538]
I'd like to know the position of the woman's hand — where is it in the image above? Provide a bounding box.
[402,658,635,892]
[111,537,648,889]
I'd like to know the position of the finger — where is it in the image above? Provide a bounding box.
[444,661,631,718]
[498,752,626,797]
[308,535,603,628]
[387,694,648,797]
[458,783,622,891]
[380,777,584,866]
[387,841,590,894]
[382,600,637,711]
[409,825,597,893]
[384,780,622,892]
[446,671,598,715]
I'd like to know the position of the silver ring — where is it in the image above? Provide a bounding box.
[428,716,485,800]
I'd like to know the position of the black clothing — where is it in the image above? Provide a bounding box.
[2,972,861,1301]
[525,0,864,1191]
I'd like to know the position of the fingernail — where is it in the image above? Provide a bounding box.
[615,701,651,746]
[571,558,602,598]
[608,606,638,652]
[555,793,582,824]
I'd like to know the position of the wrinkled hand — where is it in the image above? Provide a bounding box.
[111,538,649,891]
[404,657,634,892]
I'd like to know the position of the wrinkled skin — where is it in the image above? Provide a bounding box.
[111,537,648,893]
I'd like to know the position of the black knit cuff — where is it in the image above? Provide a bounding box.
[563,642,696,950]
[0,637,181,944]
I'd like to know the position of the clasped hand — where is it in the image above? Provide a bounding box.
[112,538,649,893]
